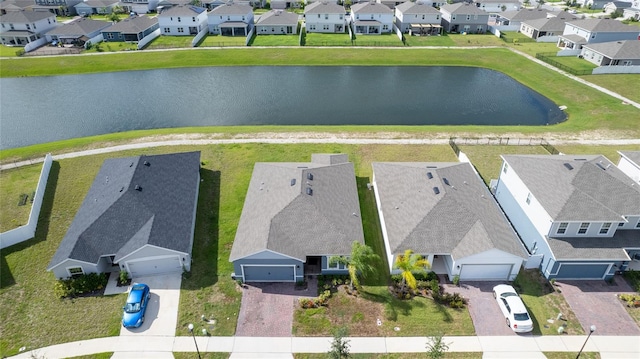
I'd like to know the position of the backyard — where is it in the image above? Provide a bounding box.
[250,34,301,46]
[303,32,353,46]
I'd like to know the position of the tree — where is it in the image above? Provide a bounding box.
[329,241,380,291]
[328,326,350,359]
[393,249,430,294]
[426,334,450,359]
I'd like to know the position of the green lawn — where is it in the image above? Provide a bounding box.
[404,34,456,47]
[352,33,404,47]
[579,74,640,103]
[84,41,138,53]
[0,45,22,57]
[0,164,42,232]
[550,55,598,72]
[304,32,353,46]
[457,144,549,185]
[446,34,506,47]
[145,35,195,49]
[250,34,301,46]
[198,35,247,47]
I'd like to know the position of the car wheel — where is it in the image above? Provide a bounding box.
[493,291,497,299]
[142,315,145,323]
[506,318,510,328]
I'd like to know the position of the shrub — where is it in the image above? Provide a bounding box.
[452,274,460,286]
[119,270,130,285]
[54,273,108,298]
[623,270,640,292]
[414,271,438,282]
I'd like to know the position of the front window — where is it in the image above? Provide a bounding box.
[599,223,611,235]
[557,222,568,235]
[68,267,83,277]
[578,222,589,234]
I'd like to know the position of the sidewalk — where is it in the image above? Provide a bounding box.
[9,335,640,359]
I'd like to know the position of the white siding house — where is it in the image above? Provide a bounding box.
[158,5,208,36]
[304,2,346,33]
[0,10,58,46]
[394,1,441,35]
[557,18,640,53]
[351,2,393,35]
[208,2,254,36]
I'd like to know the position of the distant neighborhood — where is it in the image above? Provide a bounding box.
[1,0,639,73]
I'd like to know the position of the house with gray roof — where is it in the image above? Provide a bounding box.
[47,152,201,279]
[618,151,640,184]
[255,9,299,35]
[74,0,119,16]
[623,0,640,20]
[33,0,83,16]
[495,155,640,280]
[557,18,640,53]
[473,0,521,13]
[230,154,364,282]
[101,14,159,42]
[0,10,58,46]
[158,4,208,36]
[579,40,640,67]
[439,2,489,34]
[207,2,254,36]
[0,0,37,15]
[394,1,442,35]
[603,1,633,14]
[519,13,577,42]
[351,1,394,35]
[304,1,346,34]
[45,17,112,46]
[373,162,527,281]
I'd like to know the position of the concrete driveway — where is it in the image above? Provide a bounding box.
[444,282,521,336]
[555,276,640,335]
[119,273,182,336]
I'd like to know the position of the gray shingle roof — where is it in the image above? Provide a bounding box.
[395,2,439,15]
[230,154,364,262]
[256,10,298,25]
[102,15,158,33]
[567,18,640,33]
[440,2,487,15]
[351,2,393,14]
[548,229,639,260]
[0,0,36,12]
[523,15,575,31]
[619,151,640,166]
[47,151,201,269]
[0,9,54,23]
[501,155,640,222]
[209,2,252,15]
[373,162,526,260]
[76,0,119,7]
[304,1,345,14]
[582,40,640,60]
[499,8,552,22]
[45,18,111,36]
[159,4,206,16]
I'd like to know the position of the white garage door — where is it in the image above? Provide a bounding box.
[127,256,182,277]
[459,264,513,281]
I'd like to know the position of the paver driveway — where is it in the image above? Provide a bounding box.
[236,281,317,337]
[556,276,640,335]
[445,281,521,336]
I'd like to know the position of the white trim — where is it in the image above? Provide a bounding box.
[66,266,84,277]
[49,258,99,272]
[549,262,612,280]
[232,249,303,262]
[118,244,187,263]
[240,264,297,282]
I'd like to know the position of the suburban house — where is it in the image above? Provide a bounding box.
[74,0,120,16]
[101,15,159,42]
[0,0,36,15]
[157,0,194,12]
[303,1,346,34]
[158,5,208,36]
[377,0,410,10]
[603,1,633,15]
[394,1,442,36]
[44,17,111,46]
[579,40,640,67]
[350,2,394,35]
[492,9,575,30]
[0,10,58,46]
[583,0,610,10]
[255,9,299,35]
[519,14,576,42]
[623,0,640,20]
[618,151,640,184]
[494,155,640,280]
[119,0,161,14]
[270,0,302,9]
[557,18,640,53]
[439,2,489,34]
[229,154,365,282]
[372,162,527,281]
[207,2,254,36]
[472,0,521,13]
[47,152,201,279]
[32,0,83,16]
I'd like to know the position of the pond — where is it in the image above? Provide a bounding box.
[0,66,565,149]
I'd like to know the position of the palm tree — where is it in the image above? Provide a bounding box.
[394,249,430,294]
[329,241,380,291]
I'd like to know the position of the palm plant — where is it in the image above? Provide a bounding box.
[329,241,380,291]
[394,249,430,294]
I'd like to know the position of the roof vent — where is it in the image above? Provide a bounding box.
[130,162,134,167]
[433,187,440,195]
[427,172,433,179]
[119,186,125,192]
[426,165,437,169]
[575,158,587,161]
[143,161,150,166]
[595,162,608,171]
[135,185,142,191]
[563,163,574,170]
[291,178,296,186]
[306,187,313,196]
[307,172,313,180]
[443,177,450,186]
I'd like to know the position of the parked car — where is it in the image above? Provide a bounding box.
[493,284,533,333]
[122,283,150,328]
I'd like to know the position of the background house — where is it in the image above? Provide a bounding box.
[158,4,208,36]
[304,1,346,34]
[101,15,159,42]
[0,10,58,46]
[623,0,640,20]
[47,152,201,279]
[494,155,640,280]
[32,0,83,16]
[395,1,441,35]
[618,150,640,183]
[230,154,365,282]
[44,17,111,46]
[74,0,120,16]
[439,2,489,34]
[373,162,527,281]
[519,15,575,42]
[351,1,393,35]
[255,9,299,35]
[557,18,640,54]
[579,40,640,67]
[119,0,161,14]
[473,0,521,13]
[207,2,254,36]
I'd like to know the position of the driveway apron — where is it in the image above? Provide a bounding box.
[236,281,317,337]
[556,276,640,335]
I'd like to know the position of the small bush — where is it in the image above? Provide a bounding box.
[623,270,640,292]
[414,271,438,282]
[119,270,130,285]
[54,273,108,298]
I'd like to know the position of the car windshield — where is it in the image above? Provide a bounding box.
[501,292,518,298]
[124,302,141,313]
[514,312,530,321]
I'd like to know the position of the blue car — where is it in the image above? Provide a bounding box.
[122,283,150,328]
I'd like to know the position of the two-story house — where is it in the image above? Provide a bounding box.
[395,1,441,36]
[494,155,640,280]
[439,2,489,34]
[207,2,254,36]
[351,1,393,35]
[32,0,83,16]
[557,18,640,53]
[119,0,162,14]
[304,2,346,34]
[1,0,37,16]
[158,5,208,36]
[473,0,521,13]
[0,10,58,46]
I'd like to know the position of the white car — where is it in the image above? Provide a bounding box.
[493,284,533,333]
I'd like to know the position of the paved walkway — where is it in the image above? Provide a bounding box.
[9,334,640,358]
